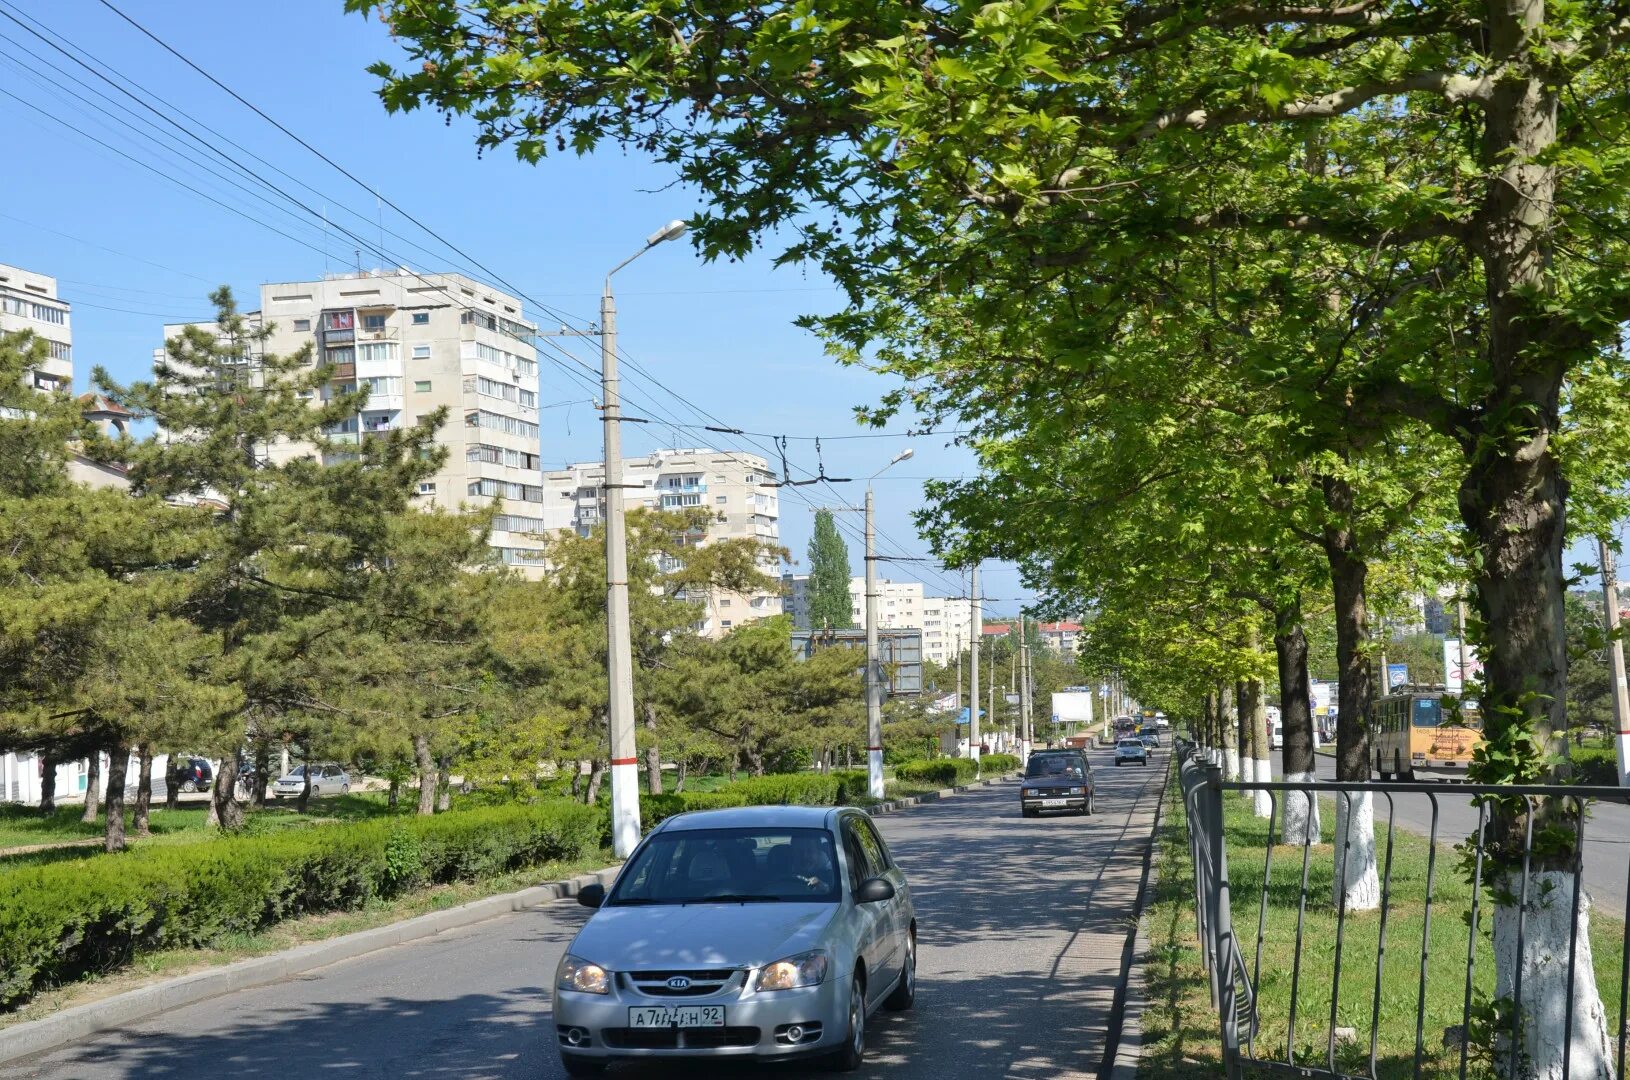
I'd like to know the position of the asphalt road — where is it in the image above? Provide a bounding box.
[1269,751,1630,917]
[2,750,1167,1080]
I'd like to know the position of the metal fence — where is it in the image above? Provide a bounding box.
[1176,742,1630,1080]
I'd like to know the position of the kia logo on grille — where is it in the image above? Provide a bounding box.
[666,976,692,990]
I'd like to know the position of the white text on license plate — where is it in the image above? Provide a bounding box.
[1041,798,1069,807]
[628,1006,725,1028]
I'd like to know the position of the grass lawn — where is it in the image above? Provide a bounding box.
[0,791,408,855]
[1141,768,1626,1080]
[0,848,614,1030]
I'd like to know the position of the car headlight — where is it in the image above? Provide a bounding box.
[1025,788,1039,796]
[1069,787,1083,794]
[756,950,828,992]
[557,954,610,995]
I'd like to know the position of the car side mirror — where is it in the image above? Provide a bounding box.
[854,877,895,904]
[577,883,606,909]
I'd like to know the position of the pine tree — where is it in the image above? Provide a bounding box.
[805,509,853,631]
[95,287,446,830]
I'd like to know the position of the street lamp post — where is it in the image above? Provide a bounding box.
[603,219,688,860]
[864,448,913,799]
[969,563,981,763]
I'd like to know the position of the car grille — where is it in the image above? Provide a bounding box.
[601,1026,761,1050]
[624,969,740,997]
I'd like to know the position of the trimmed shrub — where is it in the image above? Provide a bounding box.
[641,773,852,826]
[979,753,1020,775]
[894,758,980,787]
[0,801,602,1013]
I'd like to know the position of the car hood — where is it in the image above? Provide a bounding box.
[572,902,838,971]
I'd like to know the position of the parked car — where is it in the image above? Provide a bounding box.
[1115,739,1150,767]
[554,805,915,1075]
[271,763,351,798]
[1019,749,1095,817]
[170,756,213,793]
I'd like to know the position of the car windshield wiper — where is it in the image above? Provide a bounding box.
[606,897,668,906]
[689,893,784,904]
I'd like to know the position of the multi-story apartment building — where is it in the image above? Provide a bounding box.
[542,448,783,637]
[158,270,550,572]
[0,262,72,394]
[782,573,973,665]
[982,620,1085,655]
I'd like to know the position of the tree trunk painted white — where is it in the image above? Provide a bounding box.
[1223,747,1240,781]
[1252,758,1274,819]
[1279,771,1322,846]
[1332,791,1379,911]
[1491,870,1614,1080]
[1240,756,1254,783]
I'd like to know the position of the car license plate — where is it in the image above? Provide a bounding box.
[628,1006,725,1028]
[1041,798,1069,807]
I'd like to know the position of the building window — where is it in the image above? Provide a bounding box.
[720,598,732,607]
[357,342,397,363]
[721,620,732,628]
[324,311,354,331]
[519,389,536,408]
[363,313,387,330]
[417,482,437,495]
[293,319,311,332]
[414,380,432,392]
[411,312,429,325]
[716,495,727,504]
[411,344,431,359]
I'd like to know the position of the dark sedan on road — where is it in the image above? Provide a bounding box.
[1019,750,1095,817]
[1115,739,1150,766]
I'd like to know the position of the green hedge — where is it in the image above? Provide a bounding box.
[894,758,981,786]
[1572,744,1618,785]
[640,771,881,826]
[0,802,602,1012]
[979,753,1020,774]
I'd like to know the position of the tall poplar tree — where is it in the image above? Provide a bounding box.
[805,508,854,631]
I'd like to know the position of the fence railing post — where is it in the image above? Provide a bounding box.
[1203,761,1245,1080]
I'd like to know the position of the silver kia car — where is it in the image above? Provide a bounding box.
[552,805,916,1075]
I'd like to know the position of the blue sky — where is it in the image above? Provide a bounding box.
[0,0,1036,614]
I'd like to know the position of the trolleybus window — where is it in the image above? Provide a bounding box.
[1411,697,1442,727]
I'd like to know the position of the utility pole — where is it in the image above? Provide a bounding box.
[1599,539,1630,786]
[969,563,982,763]
[1019,614,1033,762]
[988,632,997,753]
[600,220,687,860]
[1378,616,1389,696]
[863,487,885,799]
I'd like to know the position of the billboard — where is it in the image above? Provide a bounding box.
[1051,691,1095,726]
[1386,663,1409,691]
[1443,639,1483,692]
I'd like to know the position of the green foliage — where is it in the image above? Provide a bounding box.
[640,771,866,826]
[804,509,854,630]
[894,758,979,787]
[0,801,602,1011]
[978,753,1019,775]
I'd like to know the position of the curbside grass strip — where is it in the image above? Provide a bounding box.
[0,776,1019,1066]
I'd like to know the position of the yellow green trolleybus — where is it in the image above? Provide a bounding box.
[1371,685,1482,781]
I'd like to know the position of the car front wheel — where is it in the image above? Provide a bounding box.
[827,972,867,1071]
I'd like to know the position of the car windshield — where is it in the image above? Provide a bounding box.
[1119,740,1143,749]
[1026,756,1085,779]
[608,827,842,906]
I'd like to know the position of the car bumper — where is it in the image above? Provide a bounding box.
[1116,755,1148,764]
[554,979,850,1061]
[1020,795,1088,812]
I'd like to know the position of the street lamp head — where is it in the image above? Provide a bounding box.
[890,447,915,465]
[647,219,689,246]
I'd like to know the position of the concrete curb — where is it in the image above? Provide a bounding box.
[1105,759,1171,1080]
[0,772,1017,1066]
